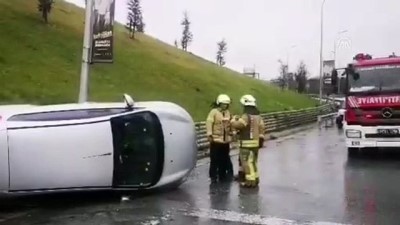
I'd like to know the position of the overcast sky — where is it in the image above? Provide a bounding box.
[67,0,400,80]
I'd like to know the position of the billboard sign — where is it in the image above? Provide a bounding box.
[323,60,335,78]
[90,0,115,63]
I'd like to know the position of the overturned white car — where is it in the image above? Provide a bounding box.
[0,95,197,196]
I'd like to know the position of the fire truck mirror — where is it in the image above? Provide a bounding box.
[331,69,338,86]
[345,64,360,81]
[353,72,360,80]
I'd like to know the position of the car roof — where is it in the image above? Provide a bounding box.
[0,101,178,120]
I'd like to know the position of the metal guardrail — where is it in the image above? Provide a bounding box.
[195,104,334,151]
[317,112,337,128]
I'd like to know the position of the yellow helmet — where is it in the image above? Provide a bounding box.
[216,94,231,105]
[240,94,256,106]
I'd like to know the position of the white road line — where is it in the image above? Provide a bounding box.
[183,208,350,225]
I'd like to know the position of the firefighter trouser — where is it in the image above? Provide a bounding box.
[209,142,232,180]
[239,148,259,186]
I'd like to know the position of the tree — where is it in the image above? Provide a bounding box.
[216,39,227,66]
[180,11,193,51]
[277,60,289,90]
[38,0,54,23]
[287,72,296,90]
[174,39,178,48]
[295,61,308,93]
[126,0,145,39]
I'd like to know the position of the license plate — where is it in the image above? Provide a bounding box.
[377,128,399,135]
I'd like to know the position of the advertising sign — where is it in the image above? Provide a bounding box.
[91,0,115,63]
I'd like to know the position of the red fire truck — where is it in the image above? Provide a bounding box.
[332,53,400,155]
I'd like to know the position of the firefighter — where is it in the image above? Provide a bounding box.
[231,94,265,188]
[206,94,234,183]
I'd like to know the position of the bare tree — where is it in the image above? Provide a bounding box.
[277,60,289,90]
[216,39,227,66]
[126,0,145,39]
[38,0,54,23]
[180,11,193,51]
[295,61,308,93]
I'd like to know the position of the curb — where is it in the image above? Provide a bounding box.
[196,122,317,160]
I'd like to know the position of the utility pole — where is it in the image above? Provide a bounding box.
[78,0,93,103]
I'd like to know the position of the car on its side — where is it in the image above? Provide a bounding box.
[0,94,197,196]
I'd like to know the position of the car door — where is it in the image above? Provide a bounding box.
[6,108,123,191]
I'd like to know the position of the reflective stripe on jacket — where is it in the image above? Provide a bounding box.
[231,114,265,148]
[206,108,232,144]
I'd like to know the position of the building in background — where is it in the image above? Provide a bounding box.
[243,66,260,79]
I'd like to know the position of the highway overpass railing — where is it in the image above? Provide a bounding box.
[195,104,335,151]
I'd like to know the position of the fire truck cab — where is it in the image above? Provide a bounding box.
[332,53,400,156]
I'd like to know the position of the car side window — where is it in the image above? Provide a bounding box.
[8,108,129,121]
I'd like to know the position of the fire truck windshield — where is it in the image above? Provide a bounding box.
[348,66,400,93]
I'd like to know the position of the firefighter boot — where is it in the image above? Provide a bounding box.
[235,172,245,182]
[238,171,245,182]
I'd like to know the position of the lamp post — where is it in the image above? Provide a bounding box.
[333,29,348,67]
[333,30,348,95]
[318,0,327,103]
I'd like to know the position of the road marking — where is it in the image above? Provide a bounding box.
[184,208,350,225]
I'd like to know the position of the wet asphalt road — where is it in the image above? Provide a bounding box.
[2,126,400,225]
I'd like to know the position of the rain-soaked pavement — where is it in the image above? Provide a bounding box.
[2,126,400,225]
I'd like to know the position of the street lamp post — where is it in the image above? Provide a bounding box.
[318,0,327,103]
[333,30,348,67]
[333,30,347,95]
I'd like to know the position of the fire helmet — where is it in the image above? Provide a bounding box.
[216,94,231,105]
[240,94,256,106]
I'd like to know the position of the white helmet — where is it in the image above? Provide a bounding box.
[216,94,231,105]
[240,94,256,106]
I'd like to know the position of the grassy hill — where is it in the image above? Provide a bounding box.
[0,0,316,121]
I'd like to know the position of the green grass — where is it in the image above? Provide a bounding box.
[0,0,316,121]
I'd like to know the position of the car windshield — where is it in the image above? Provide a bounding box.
[348,65,400,93]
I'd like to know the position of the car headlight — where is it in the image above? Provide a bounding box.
[346,129,361,138]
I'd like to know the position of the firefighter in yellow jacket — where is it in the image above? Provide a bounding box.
[206,94,234,183]
[231,94,265,188]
